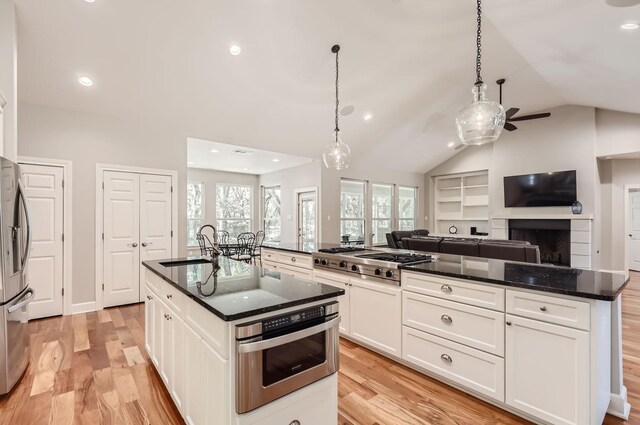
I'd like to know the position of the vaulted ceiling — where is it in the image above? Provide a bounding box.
[15,0,639,173]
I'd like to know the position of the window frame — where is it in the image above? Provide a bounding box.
[398,185,418,231]
[371,182,395,246]
[187,181,205,247]
[339,178,368,245]
[215,183,253,238]
[261,185,282,243]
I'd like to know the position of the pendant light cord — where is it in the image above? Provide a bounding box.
[334,45,340,144]
[475,0,483,85]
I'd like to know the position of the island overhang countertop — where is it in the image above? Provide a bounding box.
[142,255,345,321]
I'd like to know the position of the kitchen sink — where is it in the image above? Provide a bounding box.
[159,258,213,267]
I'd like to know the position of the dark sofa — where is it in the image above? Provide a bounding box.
[402,236,541,264]
[386,229,430,249]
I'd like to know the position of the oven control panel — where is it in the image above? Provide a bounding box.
[262,306,325,333]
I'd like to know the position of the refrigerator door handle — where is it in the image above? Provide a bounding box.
[17,179,32,271]
[8,288,35,313]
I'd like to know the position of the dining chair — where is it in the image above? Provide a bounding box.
[251,230,265,262]
[219,230,232,256]
[235,232,255,263]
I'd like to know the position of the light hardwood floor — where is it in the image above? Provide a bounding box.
[0,271,637,424]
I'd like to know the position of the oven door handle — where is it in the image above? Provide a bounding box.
[237,316,340,354]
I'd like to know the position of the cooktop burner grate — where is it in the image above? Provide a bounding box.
[356,253,432,264]
[317,247,366,254]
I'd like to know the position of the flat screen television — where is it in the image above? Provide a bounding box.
[504,170,577,207]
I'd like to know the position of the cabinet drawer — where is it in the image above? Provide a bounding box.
[184,300,228,358]
[277,252,312,269]
[506,290,590,331]
[160,280,185,314]
[313,270,349,287]
[278,264,313,280]
[145,269,163,296]
[402,326,504,402]
[402,272,504,311]
[262,249,279,261]
[261,260,279,271]
[403,292,505,356]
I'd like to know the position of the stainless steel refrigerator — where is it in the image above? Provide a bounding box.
[0,157,33,394]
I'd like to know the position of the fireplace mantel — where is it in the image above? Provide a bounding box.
[491,214,593,220]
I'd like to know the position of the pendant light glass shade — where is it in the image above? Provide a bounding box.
[323,131,351,170]
[455,83,506,145]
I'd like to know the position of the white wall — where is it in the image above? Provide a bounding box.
[18,103,188,305]
[258,161,322,243]
[320,162,425,244]
[187,167,259,242]
[0,0,17,161]
[596,109,640,158]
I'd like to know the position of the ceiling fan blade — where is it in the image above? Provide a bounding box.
[505,107,520,120]
[504,122,518,132]
[509,112,551,122]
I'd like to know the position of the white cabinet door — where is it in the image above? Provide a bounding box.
[103,171,140,307]
[20,164,64,319]
[151,294,164,369]
[139,174,172,301]
[349,278,401,357]
[143,284,156,361]
[183,324,228,425]
[158,301,172,386]
[505,314,589,425]
[312,271,350,335]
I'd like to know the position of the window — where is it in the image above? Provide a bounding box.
[216,184,252,238]
[187,181,204,246]
[262,185,281,242]
[340,179,366,244]
[372,183,393,245]
[398,186,417,230]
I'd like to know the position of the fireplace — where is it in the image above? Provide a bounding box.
[509,219,571,267]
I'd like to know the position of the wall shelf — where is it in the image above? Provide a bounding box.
[434,170,490,234]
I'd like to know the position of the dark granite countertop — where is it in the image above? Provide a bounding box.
[261,242,360,255]
[399,253,629,301]
[143,256,344,321]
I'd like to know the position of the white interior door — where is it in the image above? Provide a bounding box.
[139,174,172,301]
[630,190,640,271]
[103,171,140,307]
[20,164,64,319]
[297,191,317,251]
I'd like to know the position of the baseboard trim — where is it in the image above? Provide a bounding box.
[608,386,631,419]
[71,301,97,315]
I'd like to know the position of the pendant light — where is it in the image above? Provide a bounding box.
[323,44,351,170]
[455,0,506,146]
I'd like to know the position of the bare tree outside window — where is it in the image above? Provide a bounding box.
[340,180,366,244]
[187,182,204,246]
[262,186,281,242]
[398,186,416,230]
[372,183,393,245]
[216,184,252,238]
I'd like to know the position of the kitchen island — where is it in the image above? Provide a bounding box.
[142,255,344,425]
[263,243,631,425]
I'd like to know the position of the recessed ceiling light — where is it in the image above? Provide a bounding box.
[272,158,280,162]
[447,141,455,148]
[229,45,242,55]
[621,22,639,30]
[210,149,219,153]
[78,76,93,87]
[363,113,373,121]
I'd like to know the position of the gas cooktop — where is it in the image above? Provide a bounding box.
[355,252,432,264]
[317,247,366,254]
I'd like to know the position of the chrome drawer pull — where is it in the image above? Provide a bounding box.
[539,306,547,312]
[441,284,452,293]
[146,295,152,300]
[441,354,453,363]
[291,257,297,263]
[441,314,453,324]
[506,321,512,326]
[167,294,173,299]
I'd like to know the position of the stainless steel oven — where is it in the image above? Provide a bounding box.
[235,302,340,414]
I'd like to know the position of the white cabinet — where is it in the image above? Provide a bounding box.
[505,314,589,425]
[349,278,401,357]
[144,286,157,366]
[312,270,350,335]
[183,323,227,425]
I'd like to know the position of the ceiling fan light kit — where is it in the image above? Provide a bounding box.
[323,44,351,170]
[455,0,506,146]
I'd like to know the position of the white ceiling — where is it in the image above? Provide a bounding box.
[15,0,639,173]
[187,137,313,174]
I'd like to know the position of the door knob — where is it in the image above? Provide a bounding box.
[141,242,147,247]
[128,242,138,247]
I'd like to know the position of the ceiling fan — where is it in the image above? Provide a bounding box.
[498,78,551,132]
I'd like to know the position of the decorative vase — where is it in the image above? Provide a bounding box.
[571,201,583,215]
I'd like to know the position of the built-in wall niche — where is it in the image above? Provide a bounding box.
[434,171,489,235]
